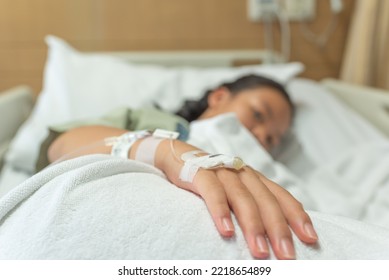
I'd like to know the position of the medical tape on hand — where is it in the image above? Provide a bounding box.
[179,150,246,183]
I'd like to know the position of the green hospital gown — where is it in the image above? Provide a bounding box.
[35,107,189,172]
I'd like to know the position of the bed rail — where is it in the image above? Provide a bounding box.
[93,49,284,67]
[0,86,34,170]
[322,78,389,137]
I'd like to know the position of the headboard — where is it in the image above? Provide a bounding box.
[94,49,284,67]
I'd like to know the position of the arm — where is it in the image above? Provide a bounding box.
[49,125,318,259]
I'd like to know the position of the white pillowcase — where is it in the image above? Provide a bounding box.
[272,78,386,177]
[6,35,304,173]
[287,79,385,164]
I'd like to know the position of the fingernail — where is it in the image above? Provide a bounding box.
[222,217,234,232]
[304,223,318,240]
[280,238,295,259]
[255,235,269,256]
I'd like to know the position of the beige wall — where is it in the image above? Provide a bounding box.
[0,0,355,95]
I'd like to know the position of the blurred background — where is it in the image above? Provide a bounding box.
[0,0,387,96]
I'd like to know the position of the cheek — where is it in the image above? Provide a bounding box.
[234,110,255,129]
[279,112,292,132]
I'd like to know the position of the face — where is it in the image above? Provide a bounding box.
[201,87,292,152]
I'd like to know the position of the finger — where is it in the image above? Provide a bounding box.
[239,167,296,260]
[216,169,270,259]
[192,170,235,237]
[260,174,318,244]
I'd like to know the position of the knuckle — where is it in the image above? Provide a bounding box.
[216,168,237,180]
[270,220,291,236]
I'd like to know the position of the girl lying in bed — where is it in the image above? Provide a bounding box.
[40,74,318,260]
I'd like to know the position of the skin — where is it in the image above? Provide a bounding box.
[48,86,318,260]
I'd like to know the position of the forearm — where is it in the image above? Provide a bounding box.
[48,125,128,163]
[48,125,195,182]
[50,125,199,189]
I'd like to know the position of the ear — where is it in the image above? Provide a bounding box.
[207,87,231,109]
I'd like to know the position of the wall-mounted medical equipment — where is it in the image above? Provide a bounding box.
[247,0,316,22]
[247,0,344,60]
[247,0,342,22]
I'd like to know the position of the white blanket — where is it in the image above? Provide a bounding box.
[1,155,389,260]
[1,114,389,259]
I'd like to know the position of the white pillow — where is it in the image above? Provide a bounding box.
[272,78,385,177]
[289,79,385,163]
[6,35,304,173]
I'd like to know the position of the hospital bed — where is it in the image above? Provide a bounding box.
[0,35,389,259]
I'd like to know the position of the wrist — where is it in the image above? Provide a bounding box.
[154,139,198,185]
[120,131,198,186]
[129,138,180,174]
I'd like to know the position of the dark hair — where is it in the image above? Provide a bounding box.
[175,74,294,122]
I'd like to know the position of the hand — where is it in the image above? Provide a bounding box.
[156,140,318,260]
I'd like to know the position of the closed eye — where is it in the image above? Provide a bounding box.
[253,110,265,123]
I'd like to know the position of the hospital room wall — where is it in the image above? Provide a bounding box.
[0,0,355,96]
